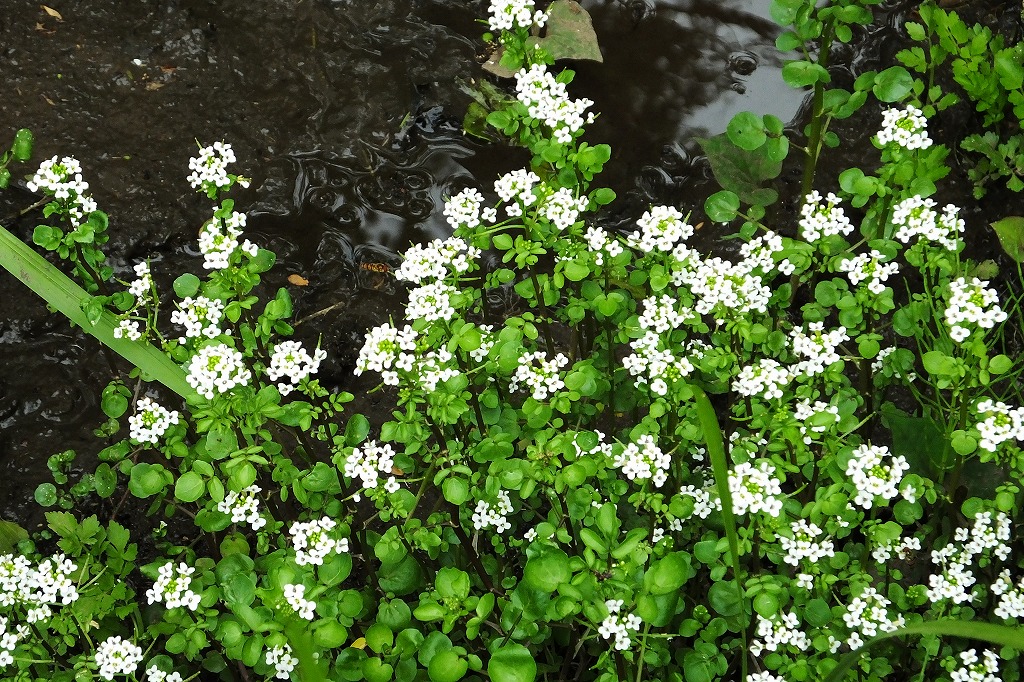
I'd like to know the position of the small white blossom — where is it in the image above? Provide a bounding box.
[184,343,251,399]
[266,341,327,396]
[171,296,225,342]
[514,64,595,145]
[732,359,791,400]
[487,0,548,31]
[950,649,1000,682]
[845,444,908,509]
[627,206,694,252]
[265,644,298,680]
[876,105,932,150]
[128,397,180,444]
[842,586,904,649]
[780,519,835,566]
[145,562,201,611]
[344,441,397,493]
[613,435,672,487]
[494,169,541,217]
[945,277,1008,344]
[443,188,485,229]
[26,155,98,226]
[94,636,144,680]
[729,461,784,516]
[290,518,349,566]
[217,485,267,530]
[790,322,848,377]
[198,209,252,270]
[187,142,245,192]
[472,491,514,534]
[839,249,899,295]
[283,584,316,620]
[395,237,481,284]
[509,351,568,400]
[598,600,643,651]
[798,191,853,242]
[974,399,1024,453]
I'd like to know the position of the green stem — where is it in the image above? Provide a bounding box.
[799,20,836,204]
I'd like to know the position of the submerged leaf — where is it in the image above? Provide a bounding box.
[991,215,1024,262]
[534,1,603,64]
[696,133,782,206]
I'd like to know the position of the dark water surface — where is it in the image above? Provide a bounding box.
[0,0,909,525]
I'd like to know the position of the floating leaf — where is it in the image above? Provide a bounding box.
[696,133,782,206]
[534,1,603,64]
[991,216,1024,263]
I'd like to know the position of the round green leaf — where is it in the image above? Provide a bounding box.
[175,471,205,503]
[173,273,201,298]
[488,644,536,682]
[705,190,740,223]
[523,548,571,592]
[35,483,58,507]
[442,478,470,506]
[872,66,913,103]
[429,650,468,682]
[726,112,768,150]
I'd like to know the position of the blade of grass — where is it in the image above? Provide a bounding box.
[824,619,1024,682]
[692,385,747,679]
[0,224,197,401]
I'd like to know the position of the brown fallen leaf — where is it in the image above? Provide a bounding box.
[42,95,55,105]
[287,274,309,286]
[34,22,55,35]
[159,65,177,74]
[145,81,165,91]
[41,5,63,21]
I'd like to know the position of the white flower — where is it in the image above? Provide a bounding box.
[217,485,267,531]
[876,105,932,150]
[487,0,548,31]
[509,351,568,400]
[750,611,810,655]
[198,209,252,270]
[974,399,1024,452]
[732,359,791,400]
[494,169,541,217]
[443,188,485,229]
[676,255,771,320]
[598,601,642,651]
[838,249,899,295]
[145,562,201,610]
[541,187,589,231]
[187,142,240,191]
[780,519,835,566]
[950,649,1000,682]
[845,444,908,509]
[266,341,327,396]
[891,196,963,250]
[472,491,514,534]
[128,397,180,444]
[171,296,225,342]
[265,644,298,680]
[612,434,672,487]
[290,518,349,566]
[283,583,316,620]
[842,586,904,649]
[354,323,418,381]
[514,64,595,144]
[128,262,153,299]
[344,441,397,492]
[406,281,458,322]
[799,191,853,242]
[944,277,1008,344]
[145,666,184,682]
[729,461,784,516]
[26,155,98,226]
[790,322,848,376]
[94,636,144,680]
[113,319,143,341]
[184,343,251,399]
[395,237,480,284]
[627,206,694,252]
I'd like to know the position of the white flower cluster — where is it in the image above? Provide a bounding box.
[749,611,810,657]
[740,231,792,275]
[94,636,144,680]
[799,191,853,242]
[780,519,835,566]
[872,535,921,563]
[842,586,905,650]
[514,64,595,144]
[443,188,485,229]
[145,665,183,682]
[876,105,932,150]
[187,142,248,192]
[509,351,568,400]
[539,187,590,231]
[198,209,257,270]
[494,169,541,217]
[395,237,481,284]
[487,0,548,31]
[27,156,98,226]
[613,434,672,487]
[598,599,642,651]
[845,444,908,509]
[283,584,316,620]
[0,615,28,667]
[128,262,153,299]
[128,397,180,444]
[945,277,1008,343]
[216,485,267,531]
[266,341,327,396]
[926,512,1012,605]
[974,399,1024,452]
[627,206,694,252]
[678,483,721,519]
[790,322,848,377]
[838,249,900,295]
[406,281,458,322]
[265,644,298,680]
[171,296,224,342]
[344,440,400,495]
[732,359,791,400]
[355,322,418,384]
[991,570,1024,619]
[472,490,514,533]
[794,399,840,444]
[623,330,695,396]
[0,552,79,629]
[891,196,964,250]
[290,517,349,566]
[677,255,771,319]
[747,674,786,682]
[114,319,143,341]
[583,226,624,266]
[145,561,201,610]
[950,649,1000,682]
[184,343,251,399]
[728,461,784,516]
[409,348,461,392]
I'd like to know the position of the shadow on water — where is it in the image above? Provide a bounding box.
[0,0,883,525]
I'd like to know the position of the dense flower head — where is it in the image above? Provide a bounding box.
[872,535,922,563]
[26,155,98,226]
[128,262,154,299]
[187,142,249,193]
[443,188,485,229]
[113,320,143,341]
[487,0,548,31]
[747,674,786,682]
[790,322,848,376]
[472,490,514,533]
[217,485,267,530]
[185,343,251,399]
[541,186,590,231]
[583,226,624,265]
[0,552,79,617]
[266,341,327,396]
[951,649,1000,682]
[171,296,225,342]
[843,586,905,649]
[265,644,298,680]
[799,191,853,242]
[876,105,932,150]
[290,517,349,566]
[729,461,784,516]
[732,359,791,400]
[794,399,840,444]
[838,249,899,295]
[780,519,835,566]
[145,561,201,610]
[678,482,721,519]
[494,169,541,217]
[283,583,316,620]
[944,277,1007,343]
[845,444,908,509]
[395,237,480,284]
[627,206,694,252]
[514,63,595,144]
[128,397,180,444]
[740,230,792,275]
[198,209,257,270]
[974,399,1024,452]
[344,440,398,494]
[406,281,459,322]
[145,666,184,682]
[992,570,1024,620]
[598,599,643,651]
[891,196,963,250]
[613,434,672,487]
[354,323,418,380]
[509,351,568,400]
[623,330,695,396]
[749,611,810,657]
[677,256,771,319]
[926,512,1012,606]
[94,636,144,680]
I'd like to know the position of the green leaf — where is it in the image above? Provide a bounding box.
[35,483,58,507]
[533,1,603,64]
[782,60,831,87]
[696,134,782,206]
[522,548,571,592]
[643,552,691,594]
[704,190,740,223]
[488,644,536,682]
[872,66,914,102]
[442,477,470,506]
[345,413,370,446]
[175,472,206,503]
[93,463,117,498]
[726,112,768,150]
[0,520,28,553]
[991,216,1024,263]
[173,273,201,298]
[429,650,468,682]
